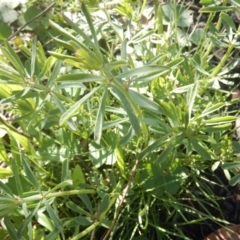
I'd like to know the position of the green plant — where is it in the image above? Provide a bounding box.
[0,0,240,239]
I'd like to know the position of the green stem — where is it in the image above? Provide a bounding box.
[211,42,235,77]
[70,221,100,240]
[202,12,223,63]
[20,189,96,203]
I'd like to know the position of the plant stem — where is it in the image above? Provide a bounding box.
[20,189,96,203]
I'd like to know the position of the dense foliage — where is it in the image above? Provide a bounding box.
[0,0,240,239]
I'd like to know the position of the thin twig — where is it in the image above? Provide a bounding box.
[1,2,56,46]
[102,159,139,240]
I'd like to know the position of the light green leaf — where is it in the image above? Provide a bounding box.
[0,167,12,178]
[55,73,105,83]
[104,60,127,71]
[44,199,63,230]
[11,152,23,197]
[187,81,198,120]
[35,212,54,231]
[116,146,126,179]
[129,90,162,113]
[3,41,26,79]
[94,89,107,143]
[203,116,236,125]
[49,19,88,52]
[72,165,85,187]
[60,85,101,126]
[52,93,77,131]
[116,65,169,79]
[201,123,232,132]
[198,102,225,119]
[46,180,73,196]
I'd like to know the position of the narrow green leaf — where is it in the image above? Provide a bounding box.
[116,65,169,79]
[94,89,107,143]
[0,181,14,196]
[189,137,211,160]
[111,85,141,134]
[0,61,22,82]
[222,162,240,170]
[45,228,61,240]
[55,73,105,83]
[138,135,170,160]
[82,3,99,50]
[165,57,184,68]
[49,19,89,52]
[52,36,75,51]
[201,123,232,132]
[21,153,39,190]
[199,102,225,119]
[116,146,126,179]
[53,81,85,90]
[119,126,134,145]
[11,158,23,197]
[47,60,62,87]
[17,201,41,238]
[190,58,211,76]
[61,159,69,182]
[159,101,176,122]
[3,41,26,78]
[37,57,55,82]
[129,90,162,113]
[104,60,127,71]
[103,118,129,130]
[62,14,96,52]
[48,51,77,61]
[200,6,233,13]
[221,13,237,31]
[130,29,155,43]
[98,194,110,218]
[229,173,240,186]
[203,116,236,124]
[67,201,90,216]
[60,85,101,125]
[72,217,92,226]
[157,147,174,163]
[45,180,73,195]
[35,212,54,231]
[52,93,77,131]
[4,216,19,240]
[187,81,198,120]
[44,199,63,230]
[78,194,93,214]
